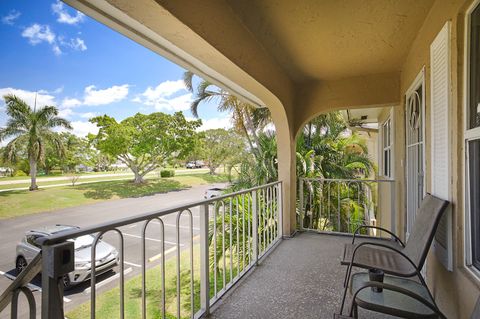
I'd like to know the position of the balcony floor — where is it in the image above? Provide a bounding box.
[210,232,394,319]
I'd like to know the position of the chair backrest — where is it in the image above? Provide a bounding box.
[403,194,449,269]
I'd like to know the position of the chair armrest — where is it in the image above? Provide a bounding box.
[352,225,405,247]
[350,281,446,319]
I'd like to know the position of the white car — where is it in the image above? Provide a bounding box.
[204,187,224,199]
[15,225,119,289]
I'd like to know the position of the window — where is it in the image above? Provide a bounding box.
[466,1,480,271]
[26,235,41,248]
[381,117,392,178]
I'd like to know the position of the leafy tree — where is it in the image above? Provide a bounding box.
[0,94,72,190]
[90,112,201,183]
[201,129,245,175]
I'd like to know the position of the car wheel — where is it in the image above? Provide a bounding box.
[62,274,72,290]
[16,256,27,275]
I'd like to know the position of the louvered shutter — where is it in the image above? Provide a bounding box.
[430,21,452,271]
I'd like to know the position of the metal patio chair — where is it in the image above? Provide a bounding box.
[337,193,449,317]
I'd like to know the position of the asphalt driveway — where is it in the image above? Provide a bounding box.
[0,182,227,318]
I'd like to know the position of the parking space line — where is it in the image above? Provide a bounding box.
[84,267,133,294]
[122,232,182,246]
[148,246,177,263]
[148,235,200,263]
[124,261,141,268]
[148,220,200,231]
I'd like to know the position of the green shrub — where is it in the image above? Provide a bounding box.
[13,170,27,177]
[160,169,175,178]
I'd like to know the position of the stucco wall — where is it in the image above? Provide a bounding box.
[396,0,479,317]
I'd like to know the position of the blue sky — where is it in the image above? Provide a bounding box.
[0,0,230,138]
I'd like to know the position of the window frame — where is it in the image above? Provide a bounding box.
[464,0,480,275]
[381,115,393,179]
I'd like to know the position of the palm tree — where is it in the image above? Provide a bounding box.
[183,71,271,160]
[296,112,375,230]
[0,94,72,190]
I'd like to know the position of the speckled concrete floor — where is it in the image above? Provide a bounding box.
[208,232,396,319]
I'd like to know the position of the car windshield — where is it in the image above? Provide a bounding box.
[70,235,95,250]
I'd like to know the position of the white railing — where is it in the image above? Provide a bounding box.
[298,178,395,236]
[2,181,282,319]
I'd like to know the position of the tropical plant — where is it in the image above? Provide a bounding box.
[296,112,375,232]
[183,71,271,160]
[0,94,72,190]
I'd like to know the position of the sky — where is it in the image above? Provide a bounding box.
[0,0,231,140]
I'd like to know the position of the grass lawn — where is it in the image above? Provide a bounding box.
[66,242,243,319]
[0,173,230,219]
[66,245,202,319]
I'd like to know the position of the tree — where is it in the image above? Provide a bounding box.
[183,71,272,160]
[201,129,245,174]
[295,112,375,231]
[0,94,72,190]
[90,112,201,184]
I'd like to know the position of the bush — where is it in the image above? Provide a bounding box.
[13,170,27,177]
[160,170,175,178]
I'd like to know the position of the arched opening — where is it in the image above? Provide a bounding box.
[295,106,396,235]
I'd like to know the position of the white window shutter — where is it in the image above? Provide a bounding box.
[430,21,452,271]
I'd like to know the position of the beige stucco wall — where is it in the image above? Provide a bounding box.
[395,0,479,317]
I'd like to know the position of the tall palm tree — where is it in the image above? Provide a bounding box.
[183,71,272,159]
[0,94,72,190]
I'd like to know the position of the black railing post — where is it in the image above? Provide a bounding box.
[41,241,74,319]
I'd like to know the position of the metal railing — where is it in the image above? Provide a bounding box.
[0,254,41,319]
[298,178,395,236]
[2,181,282,319]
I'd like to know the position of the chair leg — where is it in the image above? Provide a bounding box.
[339,270,351,315]
[342,264,350,288]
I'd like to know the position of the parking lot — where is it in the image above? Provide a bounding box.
[0,184,224,318]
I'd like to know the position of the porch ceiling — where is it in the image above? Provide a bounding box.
[226,0,435,82]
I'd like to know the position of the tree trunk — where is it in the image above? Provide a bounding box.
[133,171,145,184]
[29,158,38,191]
[209,165,217,175]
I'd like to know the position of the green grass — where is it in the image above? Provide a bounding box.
[0,173,230,219]
[66,241,245,319]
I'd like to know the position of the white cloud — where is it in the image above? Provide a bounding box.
[0,87,56,108]
[52,1,85,25]
[83,85,129,106]
[22,24,55,45]
[153,93,192,112]
[61,97,82,108]
[69,37,87,51]
[69,121,98,137]
[134,80,192,112]
[79,112,98,119]
[59,84,129,111]
[2,10,20,25]
[142,80,186,100]
[195,117,232,131]
[52,44,62,56]
[58,108,74,118]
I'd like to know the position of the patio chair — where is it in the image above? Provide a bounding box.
[337,193,449,316]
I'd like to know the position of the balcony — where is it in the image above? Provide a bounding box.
[209,232,388,319]
[0,179,399,318]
